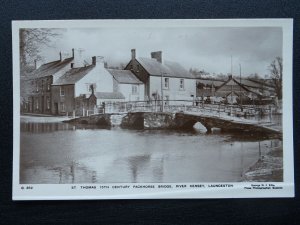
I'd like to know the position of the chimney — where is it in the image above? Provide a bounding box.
[131,49,136,60]
[90,84,94,95]
[72,48,85,68]
[228,75,233,79]
[104,61,108,68]
[59,51,62,61]
[151,51,162,63]
[92,56,96,66]
[34,59,42,69]
[92,56,105,67]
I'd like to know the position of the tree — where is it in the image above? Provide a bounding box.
[269,57,283,100]
[19,28,63,72]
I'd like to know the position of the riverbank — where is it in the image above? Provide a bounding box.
[243,145,283,182]
[21,114,73,123]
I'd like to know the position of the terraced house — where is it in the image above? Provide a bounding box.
[22,49,81,114]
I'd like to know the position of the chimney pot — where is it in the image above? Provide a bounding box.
[72,48,75,58]
[131,49,136,60]
[92,56,96,66]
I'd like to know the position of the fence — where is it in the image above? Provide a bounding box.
[88,100,280,119]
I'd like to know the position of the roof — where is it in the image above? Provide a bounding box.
[137,57,195,79]
[31,57,74,78]
[216,77,263,97]
[107,69,143,84]
[94,92,125,99]
[197,79,224,87]
[53,65,95,85]
[216,77,250,92]
[240,79,263,88]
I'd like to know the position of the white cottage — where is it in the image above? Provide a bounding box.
[124,49,196,104]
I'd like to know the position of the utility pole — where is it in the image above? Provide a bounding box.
[230,55,233,116]
[239,63,242,107]
[161,72,164,112]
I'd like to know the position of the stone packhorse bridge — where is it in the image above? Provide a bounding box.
[65,112,282,137]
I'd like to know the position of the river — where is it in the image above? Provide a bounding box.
[20,118,282,184]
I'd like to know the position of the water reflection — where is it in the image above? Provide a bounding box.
[20,121,282,184]
[21,122,111,133]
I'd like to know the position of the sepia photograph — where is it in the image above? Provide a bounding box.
[12,19,294,199]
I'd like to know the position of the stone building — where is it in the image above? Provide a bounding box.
[124,49,196,104]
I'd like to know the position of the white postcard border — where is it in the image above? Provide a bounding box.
[12,19,294,200]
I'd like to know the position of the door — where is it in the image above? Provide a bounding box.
[54,103,58,115]
[41,96,44,113]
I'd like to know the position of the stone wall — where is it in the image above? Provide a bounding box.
[121,112,175,129]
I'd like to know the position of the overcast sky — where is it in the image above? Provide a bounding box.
[41,27,282,77]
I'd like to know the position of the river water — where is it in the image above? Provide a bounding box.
[20,119,282,184]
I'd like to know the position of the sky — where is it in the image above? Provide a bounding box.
[40,26,282,77]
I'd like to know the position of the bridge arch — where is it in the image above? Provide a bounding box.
[176,118,212,133]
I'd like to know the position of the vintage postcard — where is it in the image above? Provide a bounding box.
[12,19,294,200]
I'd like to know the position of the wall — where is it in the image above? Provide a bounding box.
[26,75,53,114]
[51,84,75,115]
[124,59,150,98]
[75,64,113,97]
[119,83,145,101]
[149,76,196,104]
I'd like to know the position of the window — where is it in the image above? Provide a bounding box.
[47,81,50,91]
[36,99,39,109]
[132,85,138,94]
[165,96,169,105]
[60,102,65,111]
[60,86,65,96]
[164,78,169,89]
[180,79,184,90]
[46,97,50,110]
[36,81,39,92]
[41,80,44,91]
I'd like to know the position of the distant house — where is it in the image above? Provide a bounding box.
[196,79,224,99]
[107,69,144,101]
[51,56,114,116]
[215,76,263,104]
[124,49,196,104]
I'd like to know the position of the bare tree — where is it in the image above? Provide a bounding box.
[269,57,283,100]
[19,28,63,72]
